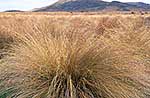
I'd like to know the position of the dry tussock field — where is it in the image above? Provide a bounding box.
[0,12,150,98]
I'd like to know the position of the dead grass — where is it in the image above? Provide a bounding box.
[0,13,150,98]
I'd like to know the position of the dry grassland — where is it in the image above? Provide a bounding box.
[0,12,150,98]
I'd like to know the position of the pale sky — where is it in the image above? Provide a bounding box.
[0,0,150,12]
[0,0,58,11]
[106,0,150,3]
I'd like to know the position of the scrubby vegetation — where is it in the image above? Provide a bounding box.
[0,13,150,98]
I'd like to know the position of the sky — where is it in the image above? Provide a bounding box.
[0,0,58,11]
[0,0,150,12]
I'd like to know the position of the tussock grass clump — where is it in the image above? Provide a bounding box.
[0,17,150,98]
[0,27,14,59]
[104,17,150,59]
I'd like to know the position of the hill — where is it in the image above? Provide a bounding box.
[4,10,24,12]
[34,0,150,12]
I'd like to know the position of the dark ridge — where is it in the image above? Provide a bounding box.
[4,10,24,12]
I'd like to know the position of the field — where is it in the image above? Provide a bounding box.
[0,12,150,98]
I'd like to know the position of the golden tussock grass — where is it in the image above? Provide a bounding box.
[0,13,150,98]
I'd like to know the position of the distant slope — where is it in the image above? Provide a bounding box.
[4,10,24,12]
[127,2,150,10]
[34,0,150,12]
